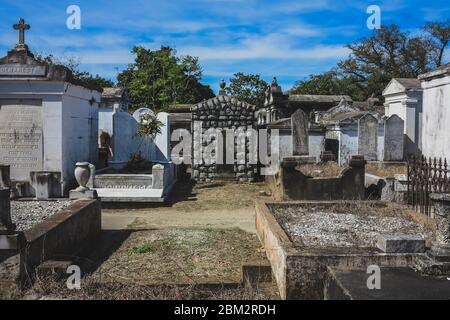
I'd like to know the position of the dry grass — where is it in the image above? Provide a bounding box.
[93,228,266,284]
[296,162,342,177]
[20,226,278,300]
[27,276,279,300]
[296,162,407,178]
[365,163,407,177]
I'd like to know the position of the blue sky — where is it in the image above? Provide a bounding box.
[0,0,449,93]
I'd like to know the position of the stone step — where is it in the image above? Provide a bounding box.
[241,260,273,284]
[324,266,450,300]
[94,188,166,202]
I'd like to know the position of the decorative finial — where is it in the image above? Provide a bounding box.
[218,79,227,96]
[271,77,278,86]
[13,18,30,50]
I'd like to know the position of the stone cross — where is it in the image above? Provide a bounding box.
[13,18,30,45]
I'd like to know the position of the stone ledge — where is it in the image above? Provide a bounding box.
[17,199,101,287]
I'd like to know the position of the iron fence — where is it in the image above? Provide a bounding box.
[407,156,450,215]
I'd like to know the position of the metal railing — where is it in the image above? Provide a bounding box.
[407,156,450,215]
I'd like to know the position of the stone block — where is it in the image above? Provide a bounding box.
[384,115,405,161]
[291,109,309,156]
[69,190,98,200]
[0,232,24,250]
[376,234,425,253]
[429,193,450,257]
[30,171,62,199]
[151,164,165,189]
[358,114,378,161]
[394,174,408,192]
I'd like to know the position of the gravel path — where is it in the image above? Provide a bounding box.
[11,200,73,231]
[271,204,430,248]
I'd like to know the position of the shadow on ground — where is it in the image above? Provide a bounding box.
[69,229,133,274]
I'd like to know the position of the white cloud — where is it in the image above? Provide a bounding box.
[32,33,130,49]
[275,0,332,13]
[178,33,350,60]
[281,25,323,37]
[421,7,450,21]
[78,49,134,64]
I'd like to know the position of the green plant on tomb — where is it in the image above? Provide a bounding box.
[123,152,153,173]
[127,242,156,254]
[136,112,163,139]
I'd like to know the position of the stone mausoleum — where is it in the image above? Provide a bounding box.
[257,77,352,125]
[0,19,100,198]
[98,87,129,136]
[419,63,450,160]
[191,81,258,182]
[383,78,423,156]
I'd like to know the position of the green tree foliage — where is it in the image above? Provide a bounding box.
[423,20,450,67]
[289,71,366,101]
[117,46,214,112]
[35,54,114,91]
[291,22,450,101]
[225,72,268,108]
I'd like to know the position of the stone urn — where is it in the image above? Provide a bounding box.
[74,162,91,192]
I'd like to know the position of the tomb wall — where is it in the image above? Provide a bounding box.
[420,73,450,160]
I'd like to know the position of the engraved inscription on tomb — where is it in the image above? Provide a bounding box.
[0,105,43,180]
[0,65,46,77]
[94,178,152,189]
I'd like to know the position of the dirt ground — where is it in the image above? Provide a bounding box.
[102,182,272,233]
[97,182,273,283]
[29,182,278,300]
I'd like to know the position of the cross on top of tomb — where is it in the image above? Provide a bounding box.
[13,18,30,49]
